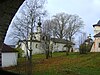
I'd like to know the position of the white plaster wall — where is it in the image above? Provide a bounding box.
[91,26,100,52]
[32,42,43,54]
[20,41,68,55]
[21,42,43,56]
[91,37,100,52]
[53,43,65,52]
[73,48,79,52]
[21,42,27,56]
[94,26,100,35]
[2,53,18,67]
[35,33,41,41]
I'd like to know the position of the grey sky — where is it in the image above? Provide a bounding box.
[4,0,100,45]
[46,0,100,34]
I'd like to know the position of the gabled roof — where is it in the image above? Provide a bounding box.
[9,45,16,48]
[51,38,75,45]
[51,38,68,44]
[19,39,41,43]
[94,32,100,37]
[1,43,18,53]
[93,20,100,27]
[19,38,75,45]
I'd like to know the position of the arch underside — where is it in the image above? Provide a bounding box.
[0,0,24,49]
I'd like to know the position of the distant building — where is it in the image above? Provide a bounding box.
[84,34,93,45]
[0,44,18,67]
[91,20,100,52]
[18,19,75,56]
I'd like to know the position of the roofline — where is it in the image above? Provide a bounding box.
[2,51,18,53]
[51,38,75,45]
[94,36,100,37]
[94,34,100,37]
[93,24,100,27]
[19,40,41,42]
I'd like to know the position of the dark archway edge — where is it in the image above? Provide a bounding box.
[0,0,24,49]
[0,69,20,75]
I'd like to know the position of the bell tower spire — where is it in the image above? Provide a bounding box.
[35,17,42,41]
[37,17,42,33]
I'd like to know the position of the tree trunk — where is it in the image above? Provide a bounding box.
[28,50,32,75]
[50,51,52,58]
[66,47,70,55]
[66,50,69,55]
[46,50,49,59]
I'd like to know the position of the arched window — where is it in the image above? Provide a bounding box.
[36,44,38,48]
[98,43,100,48]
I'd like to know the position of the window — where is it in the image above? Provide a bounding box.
[36,44,38,48]
[98,43,100,48]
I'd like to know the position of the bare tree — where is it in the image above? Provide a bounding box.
[66,14,84,42]
[42,20,54,58]
[51,12,71,39]
[8,0,46,75]
[43,13,84,54]
[41,33,50,59]
[44,13,84,41]
[78,32,87,46]
[42,19,53,36]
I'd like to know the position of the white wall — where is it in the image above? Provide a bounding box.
[91,37,100,52]
[21,42,27,56]
[53,43,65,52]
[2,53,18,67]
[21,42,44,56]
[94,26,100,35]
[32,42,43,54]
[35,33,41,41]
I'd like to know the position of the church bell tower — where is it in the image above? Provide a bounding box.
[93,20,100,36]
[37,17,42,33]
[35,17,42,41]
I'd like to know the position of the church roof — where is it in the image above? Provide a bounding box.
[93,20,100,27]
[51,38,74,45]
[97,20,100,24]
[19,40,41,42]
[94,32,100,37]
[19,38,74,45]
[51,38,67,44]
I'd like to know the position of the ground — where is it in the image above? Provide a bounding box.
[3,52,100,75]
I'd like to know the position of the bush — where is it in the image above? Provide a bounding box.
[79,43,91,54]
[79,44,87,54]
[15,48,24,58]
[79,43,92,54]
[86,45,91,52]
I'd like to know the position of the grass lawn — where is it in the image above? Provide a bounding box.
[3,52,100,75]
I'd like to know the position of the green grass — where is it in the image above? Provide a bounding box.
[3,52,100,75]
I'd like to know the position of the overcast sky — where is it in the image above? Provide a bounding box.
[4,0,100,45]
[46,0,100,34]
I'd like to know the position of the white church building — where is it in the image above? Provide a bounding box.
[18,20,74,56]
[91,20,100,52]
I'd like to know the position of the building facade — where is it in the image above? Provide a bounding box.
[18,22,74,56]
[1,44,18,67]
[91,20,100,52]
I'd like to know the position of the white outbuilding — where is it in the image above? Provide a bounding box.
[0,44,18,67]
